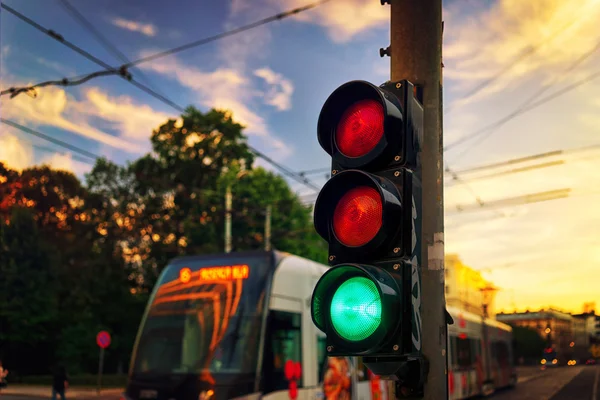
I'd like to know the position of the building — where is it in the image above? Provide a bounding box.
[572,313,593,359]
[496,309,574,361]
[445,254,497,318]
[572,312,597,359]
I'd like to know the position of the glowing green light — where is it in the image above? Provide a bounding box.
[330,276,382,341]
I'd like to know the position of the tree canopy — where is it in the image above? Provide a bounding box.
[0,106,327,376]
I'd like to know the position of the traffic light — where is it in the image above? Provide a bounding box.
[310,80,425,382]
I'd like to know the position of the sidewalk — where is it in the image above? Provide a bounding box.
[516,365,546,384]
[2,385,124,398]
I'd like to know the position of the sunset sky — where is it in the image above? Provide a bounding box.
[1,0,599,313]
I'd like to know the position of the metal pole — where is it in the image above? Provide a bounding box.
[482,304,491,394]
[264,205,272,251]
[225,185,232,253]
[390,0,446,399]
[97,347,105,395]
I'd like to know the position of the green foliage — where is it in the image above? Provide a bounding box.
[0,106,326,378]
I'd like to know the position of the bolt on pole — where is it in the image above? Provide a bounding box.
[389,0,447,399]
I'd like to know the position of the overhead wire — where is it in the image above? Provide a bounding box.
[1,118,102,161]
[0,131,95,165]
[442,11,597,209]
[1,3,322,192]
[120,0,332,69]
[445,34,600,157]
[56,0,169,100]
[444,10,587,115]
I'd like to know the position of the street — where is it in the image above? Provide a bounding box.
[494,365,600,400]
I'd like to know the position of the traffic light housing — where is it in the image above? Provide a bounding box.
[310,80,425,382]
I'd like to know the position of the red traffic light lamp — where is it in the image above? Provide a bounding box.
[317,80,421,171]
[313,169,411,262]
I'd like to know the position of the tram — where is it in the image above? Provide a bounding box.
[447,305,517,399]
[122,250,515,400]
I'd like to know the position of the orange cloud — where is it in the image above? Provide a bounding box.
[1,86,140,152]
[444,0,600,104]
[0,133,33,171]
[263,0,388,43]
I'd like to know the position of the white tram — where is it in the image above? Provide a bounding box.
[124,251,515,400]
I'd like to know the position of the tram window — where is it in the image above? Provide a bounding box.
[450,337,458,366]
[456,337,473,368]
[263,311,303,393]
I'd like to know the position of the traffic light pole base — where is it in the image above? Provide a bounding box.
[364,356,428,398]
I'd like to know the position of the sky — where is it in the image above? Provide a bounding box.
[1,0,600,314]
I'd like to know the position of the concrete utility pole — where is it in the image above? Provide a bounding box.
[264,205,272,251]
[225,185,232,253]
[388,0,446,399]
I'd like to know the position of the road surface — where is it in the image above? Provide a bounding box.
[494,365,599,400]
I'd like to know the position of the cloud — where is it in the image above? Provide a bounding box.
[1,86,142,153]
[0,133,91,176]
[41,152,93,176]
[0,78,175,156]
[443,0,600,105]
[76,88,171,141]
[138,54,293,158]
[260,0,388,43]
[111,17,157,37]
[0,134,34,171]
[254,68,294,111]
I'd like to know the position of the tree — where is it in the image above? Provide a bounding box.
[0,207,59,374]
[512,326,546,363]
[215,166,327,263]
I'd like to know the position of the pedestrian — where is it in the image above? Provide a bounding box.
[51,365,68,400]
[0,360,8,395]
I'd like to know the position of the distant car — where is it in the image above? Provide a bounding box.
[567,360,577,366]
[541,357,559,367]
[585,359,596,365]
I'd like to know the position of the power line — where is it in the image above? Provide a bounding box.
[0,3,185,112]
[1,4,321,193]
[298,167,330,176]
[447,188,572,215]
[1,118,101,160]
[446,160,566,187]
[444,11,586,115]
[1,69,126,98]
[445,35,600,156]
[0,131,95,165]
[122,0,332,69]
[57,0,167,99]
[2,0,331,97]
[450,143,600,175]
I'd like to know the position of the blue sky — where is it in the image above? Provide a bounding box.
[2,0,600,312]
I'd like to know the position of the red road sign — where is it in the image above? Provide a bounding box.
[96,331,111,349]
